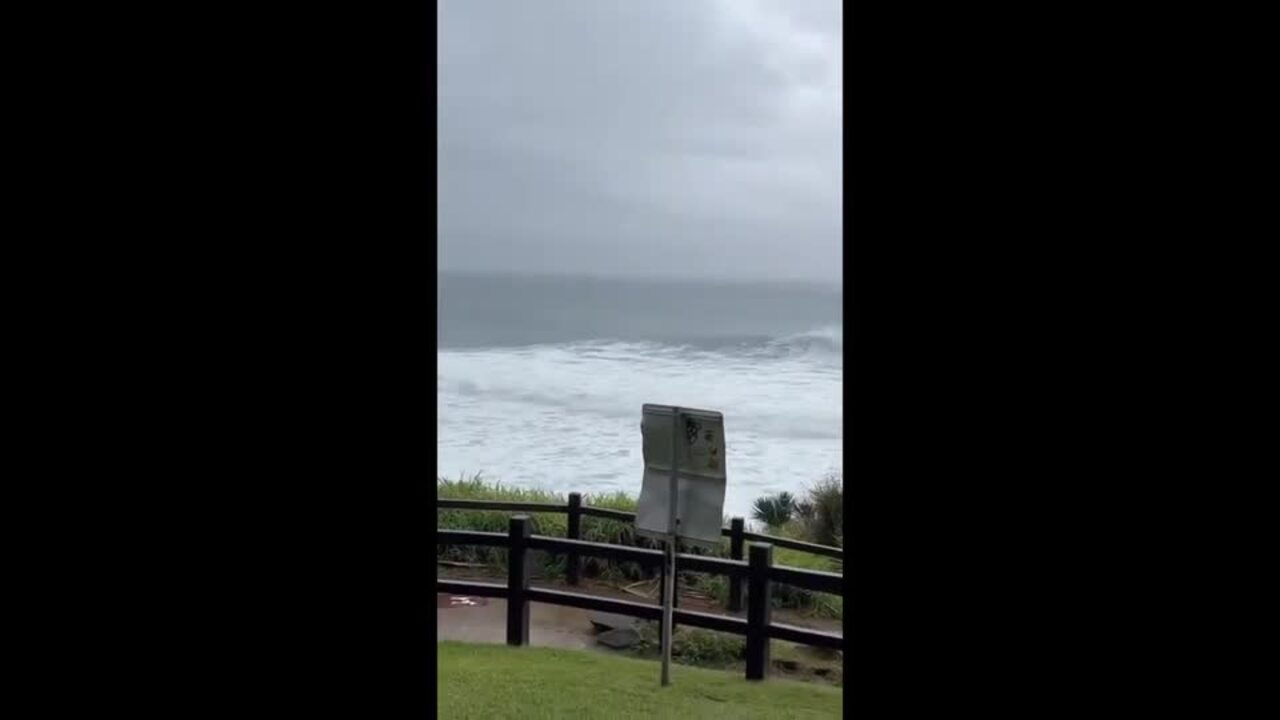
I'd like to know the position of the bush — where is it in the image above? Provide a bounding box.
[438,475,674,582]
[751,492,797,529]
[746,474,844,619]
[793,472,843,547]
[751,473,843,548]
[632,622,745,668]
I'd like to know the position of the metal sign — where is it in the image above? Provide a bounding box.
[634,404,727,687]
[635,405,727,549]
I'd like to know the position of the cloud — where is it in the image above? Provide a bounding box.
[438,0,842,283]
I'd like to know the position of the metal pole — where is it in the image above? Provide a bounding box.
[661,408,679,687]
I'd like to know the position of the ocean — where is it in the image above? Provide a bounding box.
[437,272,843,521]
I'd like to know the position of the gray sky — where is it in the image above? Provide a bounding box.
[438,0,842,284]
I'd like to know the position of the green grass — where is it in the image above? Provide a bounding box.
[437,642,842,719]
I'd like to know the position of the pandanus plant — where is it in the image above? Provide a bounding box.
[751,491,797,529]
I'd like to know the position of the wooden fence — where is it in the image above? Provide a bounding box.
[439,492,842,612]
[437,510,844,681]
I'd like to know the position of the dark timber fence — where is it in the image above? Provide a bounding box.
[437,514,844,682]
[439,492,842,612]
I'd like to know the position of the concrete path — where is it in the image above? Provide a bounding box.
[437,594,602,649]
[436,574,841,652]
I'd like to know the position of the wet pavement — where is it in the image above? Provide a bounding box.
[436,573,842,652]
[437,594,600,650]
[436,573,844,685]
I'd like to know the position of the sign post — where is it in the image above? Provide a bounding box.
[661,409,678,687]
[636,404,727,688]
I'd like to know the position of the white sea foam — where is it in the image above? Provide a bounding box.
[437,329,842,520]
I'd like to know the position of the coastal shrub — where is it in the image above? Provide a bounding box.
[793,472,842,547]
[748,475,844,619]
[632,622,745,668]
[751,491,797,529]
[437,475,679,581]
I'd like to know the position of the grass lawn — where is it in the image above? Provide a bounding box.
[438,642,843,719]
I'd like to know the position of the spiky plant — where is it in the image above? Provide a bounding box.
[751,491,796,529]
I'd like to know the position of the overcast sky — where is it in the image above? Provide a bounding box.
[438,0,842,284]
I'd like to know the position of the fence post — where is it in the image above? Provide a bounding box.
[567,492,582,586]
[745,542,773,681]
[507,515,532,646]
[728,517,745,612]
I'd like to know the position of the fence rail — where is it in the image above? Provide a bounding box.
[439,491,842,609]
[438,498,571,513]
[742,532,843,559]
[436,515,844,682]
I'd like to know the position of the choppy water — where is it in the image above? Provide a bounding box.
[437,272,842,520]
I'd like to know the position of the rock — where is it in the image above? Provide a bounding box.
[589,612,639,632]
[596,627,641,649]
[795,645,842,662]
